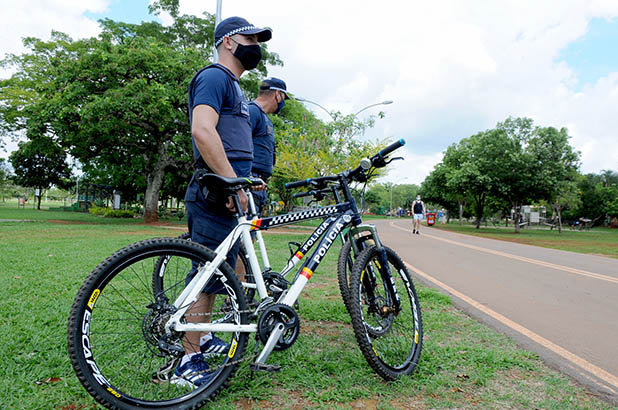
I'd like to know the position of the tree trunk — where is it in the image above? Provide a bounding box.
[514,202,521,233]
[458,200,464,225]
[143,143,170,223]
[37,193,42,210]
[557,200,563,234]
[474,196,484,229]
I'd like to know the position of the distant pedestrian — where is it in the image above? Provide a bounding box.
[412,195,426,234]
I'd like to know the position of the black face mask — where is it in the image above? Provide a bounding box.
[233,42,262,70]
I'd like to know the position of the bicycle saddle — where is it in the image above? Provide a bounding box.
[196,171,262,192]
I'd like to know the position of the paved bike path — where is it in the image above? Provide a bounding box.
[373,219,618,403]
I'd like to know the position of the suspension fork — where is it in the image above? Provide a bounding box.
[348,224,402,313]
[375,246,402,313]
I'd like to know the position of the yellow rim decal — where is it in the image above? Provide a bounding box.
[375,261,381,269]
[372,346,378,357]
[88,289,100,309]
[360,270,365,281]
[414,330,419,344]
[228,339,238,358]
[107,387,121,398]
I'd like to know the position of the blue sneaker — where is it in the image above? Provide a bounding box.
[171,354,212,389]
[201,334,230,357]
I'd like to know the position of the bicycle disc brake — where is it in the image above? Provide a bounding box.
[257,303,300,351]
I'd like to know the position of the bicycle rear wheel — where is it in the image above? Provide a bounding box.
[348,246,422,380]
[68,238,249,409]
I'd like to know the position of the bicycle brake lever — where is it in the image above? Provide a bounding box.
[384,156,403,165]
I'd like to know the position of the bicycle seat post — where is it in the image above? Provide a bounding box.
[231,191,246,217]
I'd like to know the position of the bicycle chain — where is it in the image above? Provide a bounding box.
[157,305,266,381]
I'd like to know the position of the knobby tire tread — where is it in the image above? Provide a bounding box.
[68,238,248,409]
[347,246,423,381]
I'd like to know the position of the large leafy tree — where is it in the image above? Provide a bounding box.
[0,5,280,222]
[420,163,461,223]
[526,125,580,232]
[9,136,71,209]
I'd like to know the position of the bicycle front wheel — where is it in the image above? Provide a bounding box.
[68,238,249,409]
[348,246,423,380]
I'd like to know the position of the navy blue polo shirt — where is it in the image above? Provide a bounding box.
[188,64,253,167]
[248,101,275,177]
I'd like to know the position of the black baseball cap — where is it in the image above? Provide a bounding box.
[260,77,289,99]
[214,16,272,47]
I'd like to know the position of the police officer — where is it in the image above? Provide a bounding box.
[174,16,272,388]
[249,78,289,215]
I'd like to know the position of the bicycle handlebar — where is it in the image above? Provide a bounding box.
[284,175,339,189]
[285,138,406,189]
[292,187,334,199]
[377,138,405,159]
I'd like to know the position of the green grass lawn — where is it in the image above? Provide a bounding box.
[432,222,618,259]
[0,208,613,409]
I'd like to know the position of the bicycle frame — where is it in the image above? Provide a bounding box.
[166,202,353,335]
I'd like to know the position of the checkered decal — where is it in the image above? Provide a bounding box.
[270,206,339,226]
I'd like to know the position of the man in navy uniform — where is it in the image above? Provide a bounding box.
[249,77,289,215]
[174,16,272,388]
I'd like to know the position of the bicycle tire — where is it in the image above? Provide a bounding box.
[152,233,256,306]
[68,238,249,409]
[336,240,354,311]
[337,235,373,312]
[348,245,423,380]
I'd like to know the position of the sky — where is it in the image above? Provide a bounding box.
[1,0,618,185]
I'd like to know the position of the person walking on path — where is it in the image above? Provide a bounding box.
[412,194,426,234]
[177,16,272,388]
[248,77,289,215]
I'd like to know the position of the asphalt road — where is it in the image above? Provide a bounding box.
[373,219,618,404]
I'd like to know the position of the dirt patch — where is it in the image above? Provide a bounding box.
[303,320,349,338]
[236,389,314,410]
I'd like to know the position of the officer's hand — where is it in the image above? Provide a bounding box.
[227,189,248,212]
[251,179,267,191]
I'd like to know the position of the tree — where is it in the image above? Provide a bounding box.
[270,98,384,210]
[421,162,464,224]
[9,136,71,209]
[0,159,13,201]
[527,126,580,232]
[0,9,281,222]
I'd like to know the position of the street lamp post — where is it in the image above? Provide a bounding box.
[296,98,393,122]
[295,98,336,121]
[354,100,393,116]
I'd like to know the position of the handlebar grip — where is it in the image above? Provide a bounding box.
[377,139,405,158]
[292,190,314,198]
[285,179,311,189]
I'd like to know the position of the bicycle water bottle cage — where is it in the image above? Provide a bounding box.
[288,241,301,257]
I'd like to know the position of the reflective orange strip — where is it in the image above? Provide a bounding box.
[250,218,262,231]
[295,251,304,259]
[300,267,313,279]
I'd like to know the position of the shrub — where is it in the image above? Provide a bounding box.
[88,205,135,218]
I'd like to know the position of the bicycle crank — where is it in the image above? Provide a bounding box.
[257,303,300,351]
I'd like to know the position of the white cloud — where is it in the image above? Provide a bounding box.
[3,0,618,179]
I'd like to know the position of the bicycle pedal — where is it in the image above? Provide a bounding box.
[250,363,281,373]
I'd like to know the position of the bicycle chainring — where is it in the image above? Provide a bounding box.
[257,303,300,351]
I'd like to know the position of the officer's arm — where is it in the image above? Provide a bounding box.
[191,104,238,178]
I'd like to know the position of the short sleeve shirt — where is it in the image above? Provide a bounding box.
[188,64,252,163]
[248,102,275,177]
